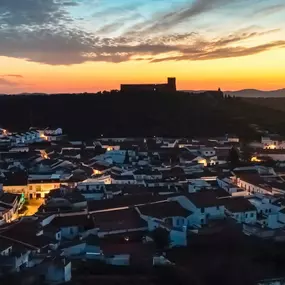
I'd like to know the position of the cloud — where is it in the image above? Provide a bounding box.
[62,1,80,7]
[150,41,285,62]
[0,0,284,66]
[255,3,285,15]
[212,29,280,46]
[124,0,238,36]
[96,13,144,34]
[0,0,72,27]
[0,22,284,65]
[0,27,95,65]
[92,2,142,18]
[1,74,23,78]
[0,78,18,86]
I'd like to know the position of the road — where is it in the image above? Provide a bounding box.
[21,199,44,216]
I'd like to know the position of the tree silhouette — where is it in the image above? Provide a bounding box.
[151,227,170,252]
[228,147,240,168]
[124,150,130,164]
[241,144,253,162]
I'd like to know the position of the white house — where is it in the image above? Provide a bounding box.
[174,191,226,227]
[223,197,257,224]
[111,174,137,185]
[136,201,189,247]
[94,150,136,164]
[137,200,193,230]
[199,147,216,157]
[38,128,64,142]
[133,168,162,181]
[248,195,280,215]
[188,179,212,193]
[261,135,285,150]
[0,192,24,223]
[44,214,95,240]
[217,177,247,196]
[234,173,285,196]
[179,152,207,166]
[77,180,106,200]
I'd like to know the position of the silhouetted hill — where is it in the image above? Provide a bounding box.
[1,90,285,140]
[226,89,285,98]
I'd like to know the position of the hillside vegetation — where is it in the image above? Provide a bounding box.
[1,91,285,139]
[244,98,285,112]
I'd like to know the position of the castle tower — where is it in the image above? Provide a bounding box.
[167,77,176,91]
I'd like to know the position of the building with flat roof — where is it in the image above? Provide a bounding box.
[121,77,176,92]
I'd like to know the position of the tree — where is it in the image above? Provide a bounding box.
[151,227,170,252]
[241,144,253,162]
[228,147,240,168]
[124,150,130,164]
[94,144,104,155]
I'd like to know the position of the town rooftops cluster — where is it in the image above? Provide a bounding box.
[2,129,285,283]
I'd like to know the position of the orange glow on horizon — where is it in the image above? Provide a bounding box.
[1,47,285,94]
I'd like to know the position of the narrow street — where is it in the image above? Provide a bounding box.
[20,199,44,217]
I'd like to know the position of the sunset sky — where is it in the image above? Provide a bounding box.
[0,0,285,93]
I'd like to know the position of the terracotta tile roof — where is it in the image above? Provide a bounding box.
[138,201,192,219]
[1,171,28,186]
[92,208,147,231]
[185,190,225,208]
[224,197,257,213]
[0,220,56,249]
[0,192,21,205]
[50,214,94,228]
[88,194,170,213]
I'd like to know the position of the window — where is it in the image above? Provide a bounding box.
[245,213,248,218]
[250,213,254,217]
[36,185,41,191]
[29,185,33,191]
[201,219,204,224]
[269,209,272,213]
[70,228,74,234]
[201,207,205,213]
[217,205,220,210]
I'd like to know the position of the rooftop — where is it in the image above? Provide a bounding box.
[49,214,94,228]
[138,201,192,219]
[92,208,147,231]
[0,192,21,205]
[223,197,257,213]
[185,190,226,208]
[88,194,171,213]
